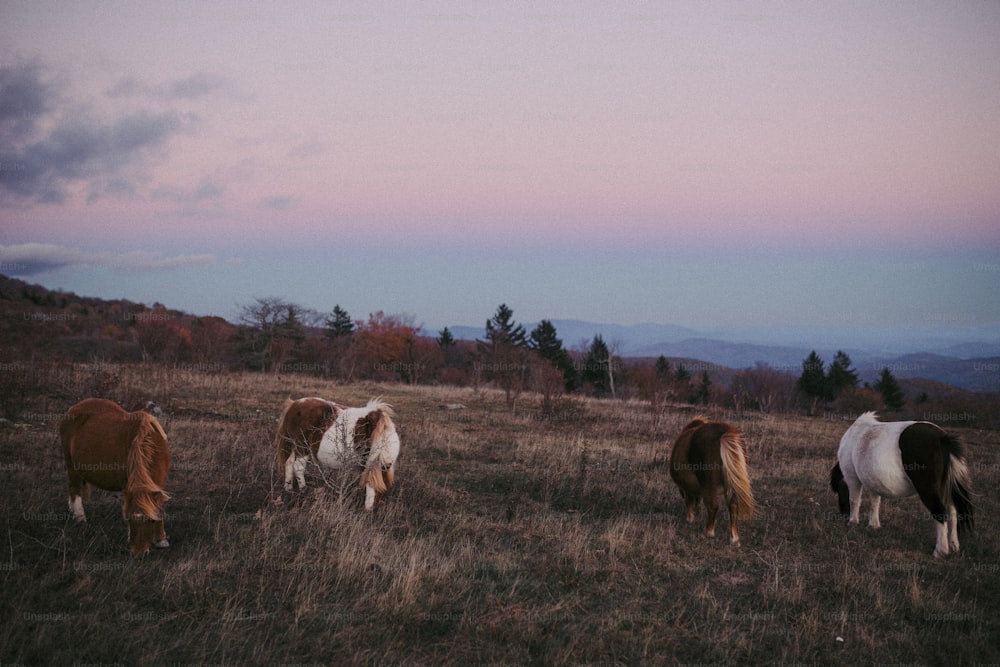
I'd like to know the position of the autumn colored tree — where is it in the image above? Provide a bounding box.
[236,297,306,372]
[353,311,420,380]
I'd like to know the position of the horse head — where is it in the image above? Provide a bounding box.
[124,492,169,555]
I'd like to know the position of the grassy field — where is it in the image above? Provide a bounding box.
[1,367,998,666]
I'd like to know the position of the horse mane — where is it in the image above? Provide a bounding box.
[681,417,708,432]
[856,411,881,424]
[125,412,169,519]
[366,397,395,418]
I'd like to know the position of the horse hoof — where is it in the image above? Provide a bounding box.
[154,539,170,549]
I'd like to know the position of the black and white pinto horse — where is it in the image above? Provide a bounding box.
[830,412,973,557]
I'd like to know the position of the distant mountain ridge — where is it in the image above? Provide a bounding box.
[446,319,1000,392]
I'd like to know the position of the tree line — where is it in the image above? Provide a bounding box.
[0,273,973,419]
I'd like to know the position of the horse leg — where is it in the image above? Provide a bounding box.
[291,456,308,491]
[868,495,882,529]
[283,453,296,491]
[847,481,864,525]
[680,490,698,523]
[727,496,741,546]
[67,473,87,523]
[703,493,719,539]
[909,479,951,557]
[947,505,960,553]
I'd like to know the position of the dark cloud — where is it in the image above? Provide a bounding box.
[258,195,296,210]
[152,177,225,203]
[167,72,228,100]
[0,243,215,275]
[0,60,52,145]
[0,62,191,206]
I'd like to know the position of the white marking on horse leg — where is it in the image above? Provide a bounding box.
[848,484,863,525]
[364,485,376,511]
[948,506,960,552]
[283,454,296,491]
[868,495,882,529]
[154,538,170,548]
[933,520,950,558]
[69,495,86,522]
[292,457,307,490]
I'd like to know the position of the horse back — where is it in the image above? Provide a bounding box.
[61,399,136,491]
[276,398,337,463]
[670,420,726,492]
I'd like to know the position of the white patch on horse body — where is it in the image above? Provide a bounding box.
[839,413,917,499]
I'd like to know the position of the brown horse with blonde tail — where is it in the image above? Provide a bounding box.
[668,417,756,546]
[60,398,171,555]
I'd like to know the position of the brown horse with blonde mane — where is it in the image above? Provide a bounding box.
[669,417,756,546]
[60,398,171,555]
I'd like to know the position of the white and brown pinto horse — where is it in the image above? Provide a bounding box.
[275,397,399,510]
[830,412,974,558]
[669,418,756,546]
[59,398,171,555]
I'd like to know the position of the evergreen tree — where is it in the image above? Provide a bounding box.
[324,305,354,339]
[674,363,691,383]
[437,326,455,348]
[478,304,529,407]
[483,303,527,348]
[529,320,577,391]
[874,367,905,411]
[655,355,672,381]
[695,370,712,405]
[797,351,830,401]
[827,350,859,398]
[583,335,612,396]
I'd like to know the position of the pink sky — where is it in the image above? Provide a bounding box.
[2,2,999,328]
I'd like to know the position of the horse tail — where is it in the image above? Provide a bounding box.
[275,398,295,470]
[719,429,756,519]
[126,414,169,520]
[360,403,398,495]
[941,434,974,534]
[360,467,391,496]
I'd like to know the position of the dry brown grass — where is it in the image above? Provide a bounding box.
[1,368,998,665]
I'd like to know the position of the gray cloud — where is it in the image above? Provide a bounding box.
[1,61,194,206]
[167,72,228,100]
[107,71,231,101]
[152,177,225,204]
[0,243,215,275]
[258,195,296,210]
[0,59,51,144]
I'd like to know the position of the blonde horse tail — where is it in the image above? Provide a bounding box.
[941,434,974,534]
[720,429,755,519]
[360,466,393,495]
[360,405,397,497]
[126,415,169,519]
